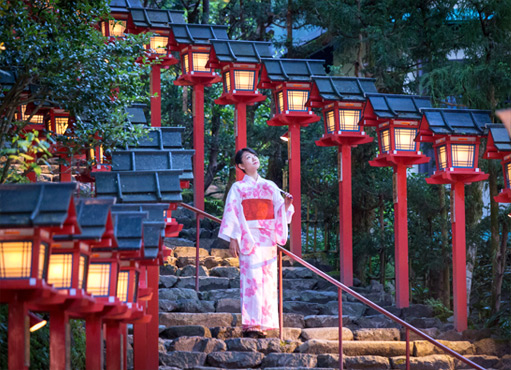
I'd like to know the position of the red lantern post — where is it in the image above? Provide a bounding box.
[419,108,490,331]
[309,76,377,286]
[362,94,432,308]
[258,59,326,257]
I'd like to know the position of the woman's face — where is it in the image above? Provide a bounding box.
[239,151,260,174]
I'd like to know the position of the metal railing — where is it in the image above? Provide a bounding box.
[178,202,486,370]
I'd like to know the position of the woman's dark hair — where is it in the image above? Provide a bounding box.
[235,148,258,172]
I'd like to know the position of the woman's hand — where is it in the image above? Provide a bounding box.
[283,192,293,211]
[229,238,240,258]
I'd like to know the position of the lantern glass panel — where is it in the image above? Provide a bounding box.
[133,271,139,302]
[55,117,69,135]
[394,128,417,151]
[277,91,284,113]
[437,145,448,170]
[150,36,168,55]
[183,54,190,74]
[19,105,44,124]
[87,263,111,297]
[117,271,129,302]
[223,71,231,93]
[505,162,511,189]
[108,20,126,37]
[78,255,87,289]
[451,144,475,168]
[287,90,309,111]
[233,70,255,91]
[325,110,335,133]
[339,109,361,131]
[192,52,210,72]
[379,129,391,153]
[47,253,73,289]
[38,243,48,280]
[0,241,32,279]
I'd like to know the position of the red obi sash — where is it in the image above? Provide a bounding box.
[242,199,274,221]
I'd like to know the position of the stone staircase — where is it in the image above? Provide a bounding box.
[152,241,511,370]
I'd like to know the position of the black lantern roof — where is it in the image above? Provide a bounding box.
[367,93,432,120]
[125,127,185,150]
[93,170,183,203]
[109,0,143,13]
[130,8,185,29]
[260,58,326,82]
[111,211,147,250]
[487,124,511,151]
[421,108,491,135]
[54,198,116,241]
[111,149,194,181]
[311,76,377,102]
[169,24,228,46]
[126,103,147,125]
[0,183,77,228]
[209,40,272,64]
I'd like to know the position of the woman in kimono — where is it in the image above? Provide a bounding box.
[219,148,294,338]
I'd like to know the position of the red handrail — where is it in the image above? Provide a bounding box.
[178,202,486,370]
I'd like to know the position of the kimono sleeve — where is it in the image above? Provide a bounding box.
[218,184,242,242]
[271,181,294,245]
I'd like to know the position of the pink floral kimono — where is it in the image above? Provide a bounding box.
[219,175,294,331]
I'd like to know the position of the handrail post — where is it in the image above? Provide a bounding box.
[278,249,283,341]
[338,287,343,370]
[406,328,410,370]
[195,215,200,292]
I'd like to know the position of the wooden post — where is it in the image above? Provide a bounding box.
[339,145,353,286]
[50,310,71,370]
[288,123,302,257]
[8,299,29,370]
[452,181,467,331]
[235,102,247,181]
[394,163,409,308]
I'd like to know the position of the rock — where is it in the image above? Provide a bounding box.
[404,327,440,341]
[361,305,401,318]
[221,257,239,267]
[225,338,282,354]
[159,288,198,301]
[159,275,178,288]
[199,228,212,239]
[301,327,353,341]
[159,351,207,368]
[354,328,400,341]
[413,340,474,357]
[178,265,208,277]
[345,355,391,369]
[461,328,493,342]
[159,325,211,339]
[261,353,317,368]
[265,327,302,341]
[500,354,511,369]
[216,298,241,313]
[283,301,322,316]
[409,317,442,329]
[322,301,367,317]
[177,276,230,291]
[160,264,178,275]
[175,299,215,313]
[210,248,232,258]
[176,257,203,268]
[283,289,339,304]
[201,288,240,301]
[316,353,342,368]
[343,341,410,357]
[164,237,194,247]
[390,354,454,370]
[198,236,214,248]
[436,329,463,341]
[283,278,317,291]
[159,299,179,312]
[167,337,226,353]
[304,314,351,328]
[230,279,240,289]
[454,355,501,369]
[368,279,384,292]
[207,351,264,369]
[159,312,235,328]
[283,313,305,328]
[202,256,223,269]
[297,339,339,354]
[210,327,243,340]
[473,338,511,357]
[209,266,240,279]
[355,315,400,329]
[401,304,434,319]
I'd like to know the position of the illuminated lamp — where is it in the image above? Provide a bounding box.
[483,124,511,202]
[116,262,139,303]
[46,241,88,292]
[29,312,47,332]
[101,20,127,38]
[86,252,118,298]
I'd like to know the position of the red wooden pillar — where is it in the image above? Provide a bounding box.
[288,124,302,257]
[133,319,147,369]
[106,321,122,370]
[86,315,103,370]
[339,145,353,286]
[50,310,71,370]
[8,299,29,370]
[121,323,127,370]
[452,181,467,331]
[235,103,247,181]
[145,265,160,370]
[150,64,162,128]
[394,163,409,308]
[193,84,205,212]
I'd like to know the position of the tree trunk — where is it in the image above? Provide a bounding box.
[378,194,386,285]
[489,161,501,314]
[491,218,508,314]
[201,0,209,24]
[286,0,293,55]
[466,240,477,309]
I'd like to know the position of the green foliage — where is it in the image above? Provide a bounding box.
[425,298,454,322]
